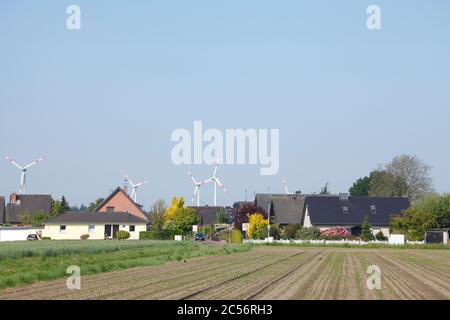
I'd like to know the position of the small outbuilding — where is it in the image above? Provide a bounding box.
[43,211,147,240]
[425,229,450,245]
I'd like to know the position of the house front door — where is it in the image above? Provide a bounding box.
[105,225,112,238]
[112,225,119,238]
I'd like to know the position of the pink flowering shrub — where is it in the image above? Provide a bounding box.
[320,226,350,239]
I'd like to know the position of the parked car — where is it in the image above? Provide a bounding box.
[27,234,39,241]
[195,232,206,241]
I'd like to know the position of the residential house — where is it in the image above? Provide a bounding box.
[256,193,410,237]
[43,211,147,240]
[302,194,410,236]
[190,206,233,226]
[5,193,52,224]
[95,187,148,221]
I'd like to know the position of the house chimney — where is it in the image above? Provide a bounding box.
[10,193,17,204]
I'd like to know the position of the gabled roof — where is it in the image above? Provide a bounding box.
[306,196,410,227]
[94,187,148,218]
[6,194,53,223]
[271,196,306,224]
[45,211,147,224]
[189,206,232,226]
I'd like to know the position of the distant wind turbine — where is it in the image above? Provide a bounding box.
[187,171,206,206]
[205,159,227,206]
[5,156,45,194]
[124,174,148,203]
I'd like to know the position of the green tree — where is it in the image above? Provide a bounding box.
[20,214,33,225]
[281,224,302,240]
[349,176,371,196]
[360,216,375,241]
[215,209,228,224]
[319,182,331,195]
[60,196,70,214]
[369,170,408,197]
[170,207,199,234]
[414,193,450,228]
[295,227,321,240]
[87,198,104,211]
[390,207,438,241]
[385,154,433,201]
[149,199,166,232]
[50,200,62,215]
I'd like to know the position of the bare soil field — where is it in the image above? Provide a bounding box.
[1,246,449,300]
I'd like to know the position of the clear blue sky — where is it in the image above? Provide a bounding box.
[1,1,449,209]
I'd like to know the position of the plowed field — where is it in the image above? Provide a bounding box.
[1,247,449,300]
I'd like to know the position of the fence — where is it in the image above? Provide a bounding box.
[243,239,425,245]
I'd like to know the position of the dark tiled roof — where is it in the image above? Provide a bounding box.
[0,196,5,224]
[190,206,232,226]
[271,196,306,224]
[306,196,410,226]
[6,194,52,223]
[45,211,147,224]
[255,193,288,210]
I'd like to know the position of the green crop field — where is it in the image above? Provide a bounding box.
[0,240,250,290]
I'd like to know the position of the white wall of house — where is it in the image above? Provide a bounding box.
[43,223,145,240]
[302,207,312,227]
[0,228,43,242]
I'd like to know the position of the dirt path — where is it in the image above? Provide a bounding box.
[1,247,449,300]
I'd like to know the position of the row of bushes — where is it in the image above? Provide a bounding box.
[139,230,178,240]
[254,225,388,241]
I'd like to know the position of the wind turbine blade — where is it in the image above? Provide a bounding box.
[5,156,23,170]
[124,174,136,187]
[188,171,200,185]
[134,181,148,187]
[24,157,45,169]
[215,178,227,193]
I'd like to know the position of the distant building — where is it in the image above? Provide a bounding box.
[0,196,5,224]
[255,193,410,237]
[190,206,233,226]
[5,193,52,224]
[43,211,147,240]
[95,187,148,221]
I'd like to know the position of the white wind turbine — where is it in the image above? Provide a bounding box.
[205,159,228,206]
[124,174,148,203]
[187,171,206,206]
[5,156,45,194]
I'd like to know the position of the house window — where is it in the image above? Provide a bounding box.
[88,225,95,233]
[343,206,349,214]
[60,225,66,233]
[129,225,136,232]
[107,207,115,213]
[370,205,377,214]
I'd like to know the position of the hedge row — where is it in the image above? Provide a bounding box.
[139,230,178,240]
